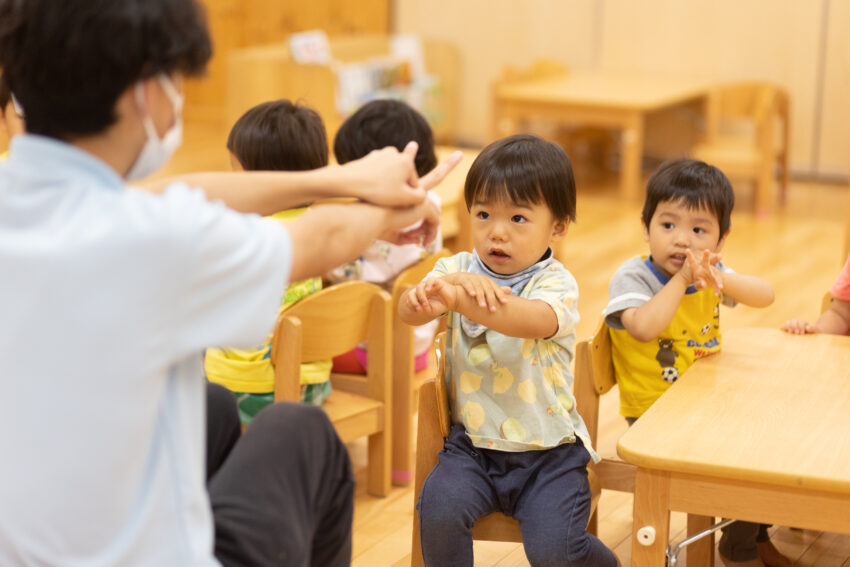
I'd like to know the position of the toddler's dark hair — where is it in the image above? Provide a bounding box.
[642,158,734,238]
[464,134,576,223]
[227,99,328,171]
[334,99,437,177]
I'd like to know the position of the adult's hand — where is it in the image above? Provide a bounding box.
[344,143,463,207]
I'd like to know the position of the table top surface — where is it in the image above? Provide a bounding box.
[617,327,850,494]
[494,70,712,111]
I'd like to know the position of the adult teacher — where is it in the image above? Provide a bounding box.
[0,0,459,565]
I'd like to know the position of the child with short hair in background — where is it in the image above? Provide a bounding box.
[327,99,444,374]
[205,99,333,424]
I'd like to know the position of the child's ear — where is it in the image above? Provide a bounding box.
[642,220,650,242]
[551,219,569,240]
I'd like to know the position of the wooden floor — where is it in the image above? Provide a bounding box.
[169,119,850,567]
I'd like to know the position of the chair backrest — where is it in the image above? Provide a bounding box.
[270,281,391,401]
[706,81,789,147]
[391,249,453,304]
[573,319,615,448]
[391,249,452,371]
[432,332,452,439]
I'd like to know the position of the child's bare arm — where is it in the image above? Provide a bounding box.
[450,289,558,339]
[620,271,690,342]
[718,271,774,307]
[782,298,850,335]
[439,273,511,312]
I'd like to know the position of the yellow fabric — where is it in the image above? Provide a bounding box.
[205,208,332,393]
[609,289,721,418]
[0,150,8,161]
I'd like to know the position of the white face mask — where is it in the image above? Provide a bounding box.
[126,74,183,181]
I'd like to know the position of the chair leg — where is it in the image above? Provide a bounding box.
[392,380,414,485]
[411,509,426,567]
[587,510,599,536]
[367,430,391,497]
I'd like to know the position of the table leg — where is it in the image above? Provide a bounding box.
[620,113,645,201]
[686,514,715,567]
[630,468,670,567]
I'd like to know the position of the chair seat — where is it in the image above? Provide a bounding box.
[321,390,384,444]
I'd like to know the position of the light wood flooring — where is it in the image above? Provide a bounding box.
[169,119,850,567]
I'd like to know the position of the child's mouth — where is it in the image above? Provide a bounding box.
[489,249,510,263]
[670,254,686,265]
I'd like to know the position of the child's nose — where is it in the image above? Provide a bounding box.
[673,229,690,247]
[489,222,508,241]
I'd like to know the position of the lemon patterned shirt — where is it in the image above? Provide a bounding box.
[429,252,598,461]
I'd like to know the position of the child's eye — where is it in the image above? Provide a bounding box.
[476,211,489,220]
[693,227,706,234]
[511,215,526,223]
[661,222,674,229]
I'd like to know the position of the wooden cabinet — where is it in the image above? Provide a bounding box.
[186,0,389,122]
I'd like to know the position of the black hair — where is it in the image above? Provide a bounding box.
[464,134,576,223]
[642,158,734,238]
[334,98,437,176]
[0,74,10,110]
[227,99,328,172]
[0,0,212,139]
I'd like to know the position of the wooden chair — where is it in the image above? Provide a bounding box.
[390,248,452,485]
[574,320,723,563]
[572,320,636,533]
[691,81,791,215]
[410,333,602,567]
[270,281,392,497]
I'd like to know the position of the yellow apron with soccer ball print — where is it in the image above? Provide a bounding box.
[609,288,721,418]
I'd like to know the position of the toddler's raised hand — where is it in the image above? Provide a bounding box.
[442,273,511,312]
[405,277,452,315]
[780,319,817,335]
[686,249,723,294]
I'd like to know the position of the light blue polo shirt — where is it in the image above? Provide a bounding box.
[0,135,291,565]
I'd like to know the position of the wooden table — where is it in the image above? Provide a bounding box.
[493,72,711,201]
[617,327,850,566]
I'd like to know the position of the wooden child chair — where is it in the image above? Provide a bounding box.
[575,320,725,564]
[390,248,452,485]
[410,333,602,567]
[691,81,790,214]
[270,281,393,497]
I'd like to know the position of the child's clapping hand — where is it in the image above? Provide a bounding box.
[683,249,723,294]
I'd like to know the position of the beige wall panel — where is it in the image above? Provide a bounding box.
[817,0,850,177]
[396,0,836,175]
[587,0,821,173]
[394,0,597,145]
